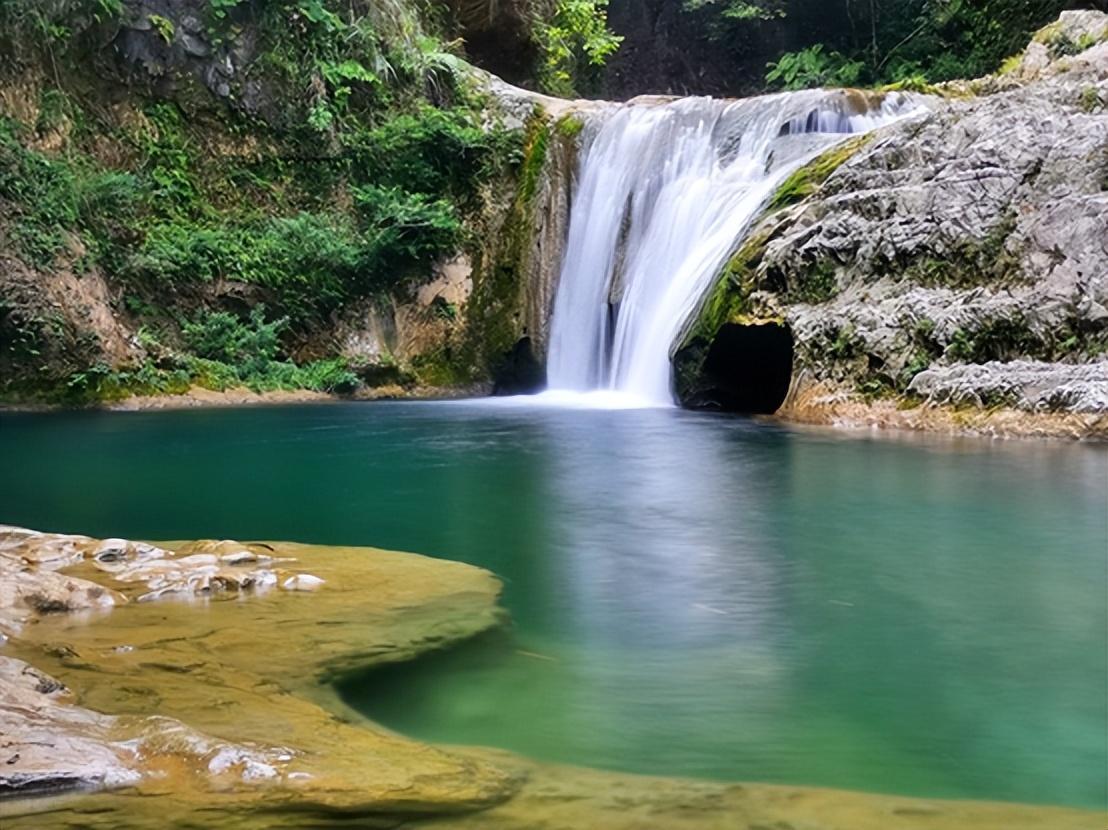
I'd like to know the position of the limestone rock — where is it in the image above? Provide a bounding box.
[680,11,1108,424]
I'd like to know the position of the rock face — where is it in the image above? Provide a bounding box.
[676,12,1108,434]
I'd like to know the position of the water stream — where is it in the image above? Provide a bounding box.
[546,90,922,405]
[0,403,1103,808]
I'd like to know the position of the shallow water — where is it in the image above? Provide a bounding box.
[0,401,1104,808]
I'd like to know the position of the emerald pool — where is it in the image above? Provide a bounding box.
[0,401,1104,808]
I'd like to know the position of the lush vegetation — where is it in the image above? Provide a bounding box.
[0,0,529,402]
[682,0,1083,88]
[533,0,624,96]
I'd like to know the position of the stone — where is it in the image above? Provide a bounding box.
[679,11,1108,431]
[181,33,211,58]
[281,574,325,591]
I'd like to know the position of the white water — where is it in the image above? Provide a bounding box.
[545,90,923,407]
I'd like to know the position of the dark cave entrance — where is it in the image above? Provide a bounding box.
[678,322,794,414]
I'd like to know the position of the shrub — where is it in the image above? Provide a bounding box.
[182,306,286,376]
[350,106,519,201]
[766,45,865,90]
[353,185,461,279]
[534,0,623,97]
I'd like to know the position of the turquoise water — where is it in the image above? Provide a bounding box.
[0,401,1104,807]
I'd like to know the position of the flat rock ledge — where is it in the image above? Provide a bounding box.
[779,377,1108,441]
[0,526,1099,829]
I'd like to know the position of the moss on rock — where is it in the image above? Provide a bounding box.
[767,134,873,212]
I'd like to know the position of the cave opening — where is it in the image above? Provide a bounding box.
[681,322,794,414]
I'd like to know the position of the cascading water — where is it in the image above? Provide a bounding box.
[544,89,923,407]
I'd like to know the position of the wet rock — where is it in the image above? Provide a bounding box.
[682,12,1108,425]
[0,526,514,813]
[281,574,325,591]
[0,654,295,798]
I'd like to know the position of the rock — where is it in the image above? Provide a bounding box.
[281,574,325,591]
[679,11,1108,427]
[180,33,210,58]
[0,654,295,798]
[92,539,130,562]
[0,526,515,816]
[908,360,1108,412]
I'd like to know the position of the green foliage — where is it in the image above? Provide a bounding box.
[768,135,871,210]
[0,0,533,404]
[1080,86,1101,114]
[535,0,623,96]
[555,114,585,139]
[140,104,198,214]
[148,13,174,42]
[946,317,1042,363]
[351,106,519,201]
[182,307,285,375]
[516,119,551,207]
[903,213,1022,289]
[786,259,838,304]
[353,185,461,274]
[208,0,244,21]
[0,119,138,267]
[766,44,864,89]
[706,0,1080,90]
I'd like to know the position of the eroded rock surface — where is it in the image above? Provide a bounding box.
[678,12,1108,435]
[0,525,515,816]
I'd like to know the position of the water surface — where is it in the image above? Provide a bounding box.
[0,401,1104,807]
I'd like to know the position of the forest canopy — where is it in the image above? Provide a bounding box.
[678,0,1093,88]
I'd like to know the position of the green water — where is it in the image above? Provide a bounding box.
[0,401,1105,808]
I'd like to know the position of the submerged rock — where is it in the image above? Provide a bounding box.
[0,526,515,815]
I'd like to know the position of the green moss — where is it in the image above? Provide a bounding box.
[555,114,585,139]
[517,116,552,208]
[997,53,1023,75]
[680,226,774,349]
[904,212,1021,288]
[1080,86,1101,113]
[452,112,555,383]
[767,134,873,212]
[946,317,1042,363]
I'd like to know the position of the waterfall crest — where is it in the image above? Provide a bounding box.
[544,90,922,407]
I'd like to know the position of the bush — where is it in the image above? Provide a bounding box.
[182,306,286,376]
[766,44,865,89]
[350,106,519,201]
[128,223,243,284]
[353,185,461,278]
[0,118,139,266]
[533,0,623,97]
[244,213,367,321]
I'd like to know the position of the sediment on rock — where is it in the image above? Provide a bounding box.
[0,525,515,815]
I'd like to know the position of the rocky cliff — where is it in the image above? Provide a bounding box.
[0,0,579,404]
[675,11,1108,437]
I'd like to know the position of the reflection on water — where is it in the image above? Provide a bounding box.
[0,402,1104,808]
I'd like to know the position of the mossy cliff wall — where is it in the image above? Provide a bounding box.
[0,0,585,404]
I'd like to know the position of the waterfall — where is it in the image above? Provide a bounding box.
[544,89,923,407]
